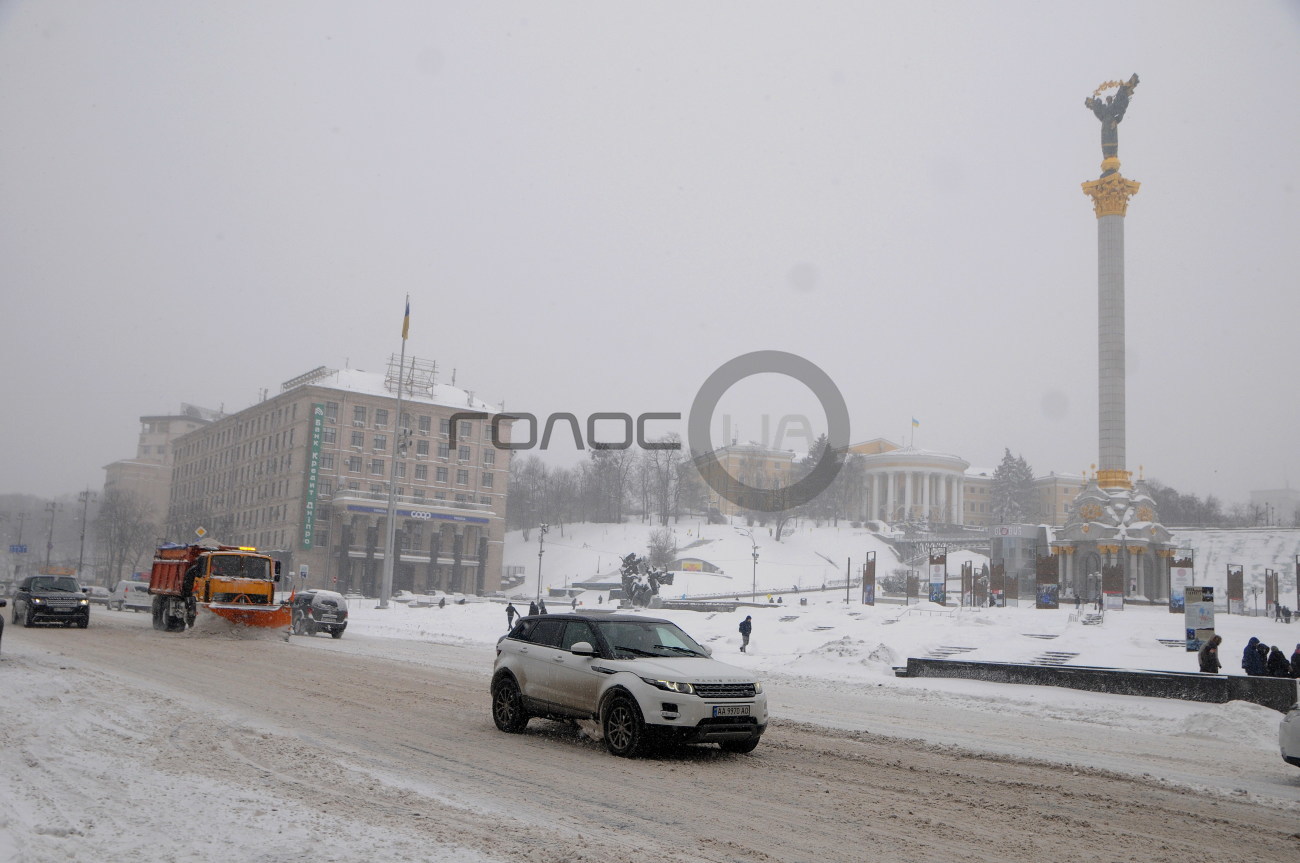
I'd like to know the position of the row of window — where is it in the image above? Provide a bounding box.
[324,402,494,441]
[319,426,497,465]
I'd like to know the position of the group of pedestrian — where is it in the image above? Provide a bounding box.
[1239,635,1300,678]
[1274,605,1294,624]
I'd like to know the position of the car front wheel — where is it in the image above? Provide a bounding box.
[603,694,648,758]
[24,605,36,628]
[491,675,530,733]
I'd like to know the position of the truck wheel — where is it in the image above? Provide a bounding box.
[603,694,649,758]
[163,598,186,632]
[151,596,166,630]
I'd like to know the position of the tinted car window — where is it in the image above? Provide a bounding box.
[524,618,565,648]
[560,620,598,652]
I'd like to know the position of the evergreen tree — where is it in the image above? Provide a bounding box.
[991,448,1036,524]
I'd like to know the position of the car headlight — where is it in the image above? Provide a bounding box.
[79,598,89,606]
[753,681,764,694]
[31,597,45,604]
[641,677,696,695]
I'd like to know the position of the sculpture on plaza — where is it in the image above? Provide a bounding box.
[619,552,674,607]
[1084,74,1139,171]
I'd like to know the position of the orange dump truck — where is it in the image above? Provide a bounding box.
[148,542,290,634]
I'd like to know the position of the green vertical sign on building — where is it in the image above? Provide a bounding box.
[302,403,325,549]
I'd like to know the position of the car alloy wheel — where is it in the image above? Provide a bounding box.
[491,675,529,733]
[720,737,760,754]
[603,694,648,758]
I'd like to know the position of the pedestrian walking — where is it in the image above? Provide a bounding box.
[438,596,446,609]
[1074,594,1082,610]
[1267,645,1291,678]
[571,596,577,610]
[1197,634,1222,673]
[738,615,752,653]
[506,602,518,629]
[1243,636,1267,676]
[528,600,539,617]
[1290,644,1300,679]
[538,599,548,615]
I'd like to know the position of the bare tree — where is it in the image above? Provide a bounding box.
[97,489,157,586]
[646,527,678,570]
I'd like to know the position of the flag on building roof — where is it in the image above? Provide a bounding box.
[911,417,920,428]
[401,298,410,340]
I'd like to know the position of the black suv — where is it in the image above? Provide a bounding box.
[289,589,348,638]
[12,575,91,628]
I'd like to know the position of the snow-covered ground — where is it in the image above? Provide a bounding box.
[3,522,1298,862]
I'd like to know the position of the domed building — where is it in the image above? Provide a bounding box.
[849,439,970,528]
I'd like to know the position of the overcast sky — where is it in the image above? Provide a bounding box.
[2,1,1298,506]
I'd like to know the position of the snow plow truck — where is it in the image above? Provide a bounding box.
[148,541,290,635]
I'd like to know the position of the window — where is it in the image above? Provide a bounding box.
[375,408,389,427]
[437,442,449,459]
[325,402,339,421]
[439,418,450,434]
[347,456,362,473]
[321,454,335,470]
[321,427,337,445]
[320,480,333,496]
[418,415,431,433]
[373,434,387,452]
[395,462,406,478]
[415,465,428,480]
[434,491,446,500]
[481,472,493,488]
[370,459,385,476]
[353,406,367,425]
[483,449,495,465]
[351,431,364,448]
[435,466,448,483]
[400,411,411,430]
[456,469,469,485]
[370,484,384,494]
[458,445,470,461]
[480,496,492,505]
[413,489,425,500]
[416,440,429,456]
[459,420,473,438]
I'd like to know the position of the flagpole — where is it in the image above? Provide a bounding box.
[378,295,410,610]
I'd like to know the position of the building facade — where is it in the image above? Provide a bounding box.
[103,405,222,523]
[166,363,512,596]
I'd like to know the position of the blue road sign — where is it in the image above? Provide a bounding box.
[9,544,28,554]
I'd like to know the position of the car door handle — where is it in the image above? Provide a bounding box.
[553,655,566,662]
[519,647,528,653]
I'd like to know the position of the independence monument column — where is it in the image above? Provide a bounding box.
[1081,74,1140,490]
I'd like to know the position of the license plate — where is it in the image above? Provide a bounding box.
[712,705,750,717]
[319,614,337,622]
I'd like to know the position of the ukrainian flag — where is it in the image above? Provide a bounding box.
[402,298,410,340]
[911,418,920,428]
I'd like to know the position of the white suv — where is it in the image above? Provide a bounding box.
[491,613,767,757]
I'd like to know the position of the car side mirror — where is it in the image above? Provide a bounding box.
[569,641,597,657]
[700,644,713,656]
[274,561,282,576]
[0,599,6,608]
[82,588,89,594]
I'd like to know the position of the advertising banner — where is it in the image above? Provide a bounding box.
[1168,554,1193,613]
[976,563,989,607]
[302,403,325,550]
[860,553,876,606]
[1226,564,1244,615]
[1035,551,1059,610]
[1265,570,1277,619]
[928,551,946,605]
[1184,585,1215,652]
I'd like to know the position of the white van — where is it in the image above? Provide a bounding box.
[109,579,152,612]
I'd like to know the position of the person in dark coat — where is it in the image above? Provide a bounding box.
[1243,636,1267,675]
[506,603,518,628]
[1197,634,1222,673]
[738,615,752,653]
[1290,644,1300,679]
[1267,645,1291,678]
[538,599,548,615]
[528,600,539,617]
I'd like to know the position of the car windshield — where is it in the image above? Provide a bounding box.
[31,577,81,592]
[209,554,271,580]
[596,620,707,658]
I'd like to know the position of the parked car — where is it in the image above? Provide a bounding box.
[1281,702,1300,768]
[491,613,768,757]
[84,586,112,606]
[289,589,348,638]
[12,575,91,628]
[109,579,152,612]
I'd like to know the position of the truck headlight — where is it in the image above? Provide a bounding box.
[641,677,695,695]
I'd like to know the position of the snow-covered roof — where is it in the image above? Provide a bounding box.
[301,367,497,413]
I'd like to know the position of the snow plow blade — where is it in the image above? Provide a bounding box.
[201,602,291,632]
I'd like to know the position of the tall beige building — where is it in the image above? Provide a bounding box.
[165,362,512,596]
[103,405,222,523]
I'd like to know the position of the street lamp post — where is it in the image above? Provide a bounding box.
[536,523,549,602]
[76,488,96,581]
[735,526,758,600]
[43,501,62,569]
